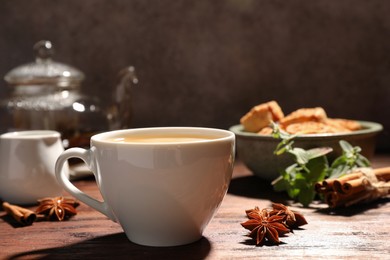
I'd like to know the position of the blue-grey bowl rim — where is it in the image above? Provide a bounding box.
[229,120,383,140]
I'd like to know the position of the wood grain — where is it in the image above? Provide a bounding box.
[1,156,389,259]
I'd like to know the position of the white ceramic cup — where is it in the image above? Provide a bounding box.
[55,127,235,247]
[0,130,69,205]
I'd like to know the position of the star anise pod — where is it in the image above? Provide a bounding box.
[241,207,290,246]
[269,203,308,229]
[245,206,261,218]
[36,197,80,221]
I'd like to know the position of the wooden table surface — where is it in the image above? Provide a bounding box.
[1,156,389,260]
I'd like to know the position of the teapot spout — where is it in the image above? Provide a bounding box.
[108,66,138,129]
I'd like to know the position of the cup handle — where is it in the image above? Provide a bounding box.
[55,147,116,221]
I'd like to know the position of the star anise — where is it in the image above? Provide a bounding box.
[269,203,308,229]
[36,197,80,221]
[241,207,290,246]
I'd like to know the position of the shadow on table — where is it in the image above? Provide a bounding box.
[228,175,289,203]
[315,197,390,216]
[0,214,28,228]
[7,233,211,260]
[229,175,390,215]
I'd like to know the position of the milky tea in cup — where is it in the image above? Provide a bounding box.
[55,127,235,247]
[107,133,216,143]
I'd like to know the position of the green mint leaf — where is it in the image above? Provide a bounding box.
[306,147,333,160]
[297,187,316,207]
[339,140,353,152]
[272,176,289,192]
[327,140,371,178]
[288,148,310,165]
[328,165,349,179]
[287,186,300,199]
[305,156,329,183]
[329,156,347,168]
[356,154,371,167]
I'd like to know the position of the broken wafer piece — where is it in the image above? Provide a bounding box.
[285,121,350,134]
[258,126,273,135]
[280,107,327,128]
[324,118,362,131]
[240,100,284,132]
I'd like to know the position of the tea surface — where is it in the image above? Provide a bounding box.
[107,134,217,143]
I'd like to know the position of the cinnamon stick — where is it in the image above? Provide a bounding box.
[373,167,390,182]
[2,202,36,226]
[325,190,369,208]
[322,178,336,189]
[334,177,369,194]
[314,182,326,193]
[324,191,339,208]
[315,178,337,194]
[333,172,363,187]
[318,167,390,208]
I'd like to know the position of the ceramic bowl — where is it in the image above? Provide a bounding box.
[229,121,383,181]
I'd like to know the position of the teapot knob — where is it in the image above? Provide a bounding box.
[33,40,54,62]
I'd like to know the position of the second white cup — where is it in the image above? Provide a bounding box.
[0,130,69,205]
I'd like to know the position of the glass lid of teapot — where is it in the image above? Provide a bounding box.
[4,40,85,88]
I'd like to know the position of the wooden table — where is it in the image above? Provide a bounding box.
[1,156,389,259]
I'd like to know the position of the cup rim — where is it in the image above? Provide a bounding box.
[0,130,61,140]
[91,127,235,145]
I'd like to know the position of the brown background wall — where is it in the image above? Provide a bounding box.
[0,0,389,151]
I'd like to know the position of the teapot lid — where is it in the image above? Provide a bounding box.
[4,40,85,88]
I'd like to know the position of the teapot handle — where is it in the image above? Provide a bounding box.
[110,66,138,129]
[114,66,138,103]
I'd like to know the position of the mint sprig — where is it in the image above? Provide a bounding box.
[327,140,371,179]
[271,124,371,207]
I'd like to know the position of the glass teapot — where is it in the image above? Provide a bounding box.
[0,40,138,148]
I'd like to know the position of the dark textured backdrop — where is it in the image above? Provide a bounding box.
[0,0,390,151]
